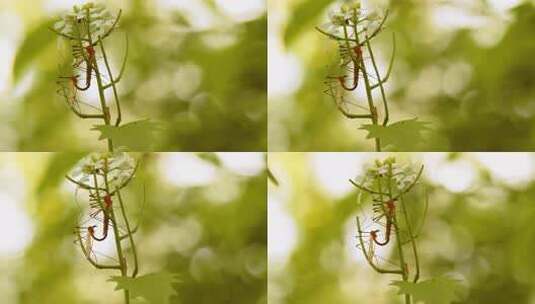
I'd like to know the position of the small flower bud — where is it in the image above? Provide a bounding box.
[342,0,361,12]
[329,11,346,26]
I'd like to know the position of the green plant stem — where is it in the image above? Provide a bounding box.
[103,33,129,90]
[75,14,111,151]
[98,38,122,126]
[370,33,396,90]
[103,158,129,304]
[348,13,381,151]
[379,173,410,304]
[349,178,388,196]
[91,48,113,151]
[365,38,389,126]
[116,189,139,277]
[392,165,424,201]
[82,10,113,151]
[400,195,420,283]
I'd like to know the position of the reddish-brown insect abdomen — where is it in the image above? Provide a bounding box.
[386,199,396,216]
[86,46,95,59]
[353,46,362,58]
[104,195,113,209]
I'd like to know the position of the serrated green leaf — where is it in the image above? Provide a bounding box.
[391,277,465,304]
[108,272,180,304]
[284,0,334,45]
[92,119,163,151]
[360,118,430,151]
[13,20,56,82]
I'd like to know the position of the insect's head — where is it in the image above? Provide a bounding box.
[88,225,97,234]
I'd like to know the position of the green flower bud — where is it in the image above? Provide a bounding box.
[384,157,396,164]
[342,0,361,11]
[329,11,346,26]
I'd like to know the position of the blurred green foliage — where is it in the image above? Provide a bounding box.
[269,153,535,303]
[1,152,266,303]
[2,0,266,151]
[270,0,535,151]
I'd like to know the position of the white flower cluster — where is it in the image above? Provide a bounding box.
[321,0,384,36]
[54,2,116,39]
[356,158,419,192]
[69,152,136,190]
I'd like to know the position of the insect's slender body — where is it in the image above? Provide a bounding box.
[371,199,396,246]
[90,194,113,241]
[72,45,95,91]
[336,44,362,91]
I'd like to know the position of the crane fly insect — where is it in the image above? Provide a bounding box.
[335,43,361,91]
[86,194,114,241]
[356,226,399,268]
[370,198,397,246]
[71,44,98,91]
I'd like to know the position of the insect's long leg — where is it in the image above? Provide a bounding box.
[56,76,81,110]
[73,226,96,261]
[71,61,111,83]
[57,71,108,120]
[74,225,120,263]
[324,78,367,110]
[81,212,128,236]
